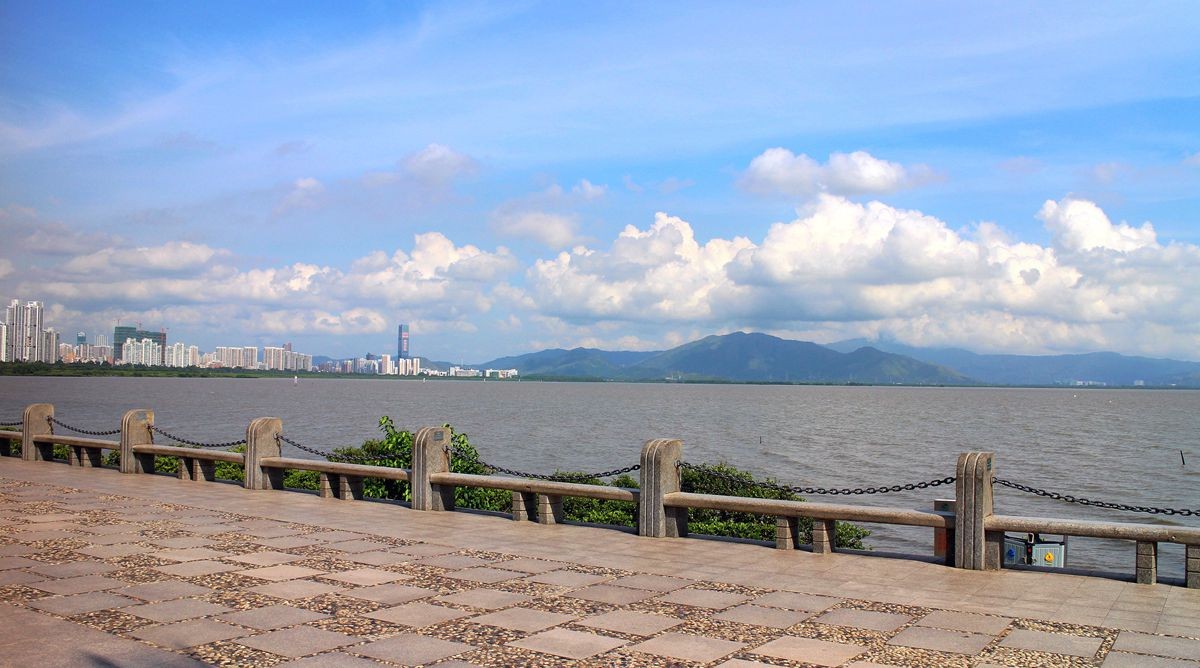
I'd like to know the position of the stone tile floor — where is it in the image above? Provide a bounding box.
[1,458,1199,667]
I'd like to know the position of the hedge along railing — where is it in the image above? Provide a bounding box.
[7,403,1199,588]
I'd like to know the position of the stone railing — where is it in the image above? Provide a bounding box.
[2,402,1197,588]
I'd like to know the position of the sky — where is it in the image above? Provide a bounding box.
[2,1,1200,362]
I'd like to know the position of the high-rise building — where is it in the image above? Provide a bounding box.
[243,346,258,369]
[41,328,60,363]
[398,324,410,359]
[0,323,7,362]
[112,326,136,361]
[5,300,44,362]
[76,331,86,345]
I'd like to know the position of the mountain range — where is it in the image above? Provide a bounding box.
[468,332,1200,387]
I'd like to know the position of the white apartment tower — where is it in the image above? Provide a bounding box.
[4,299,44,362]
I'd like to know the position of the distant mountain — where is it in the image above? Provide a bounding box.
[478,332,971,385]
[824,339,1200,387]
[475,348,657,378]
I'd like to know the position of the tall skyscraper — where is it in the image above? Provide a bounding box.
[76,331,86,345]
[113,325,136,362]
[398,324,410,359]
[5,300,44,362]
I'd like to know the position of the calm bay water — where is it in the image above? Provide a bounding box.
[3,376,1198,578]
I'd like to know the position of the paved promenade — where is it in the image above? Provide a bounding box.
[1,458,1198,667]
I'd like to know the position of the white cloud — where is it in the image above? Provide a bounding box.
[572,179,607,201]
[740,148,935,197]
[273,177,325,216]
[1038,197,1157,253]
[402,143,477,186]
[493,211,578,249]
[62,241,226,274]
[0,258,12,279]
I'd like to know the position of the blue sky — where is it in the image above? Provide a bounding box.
[2,1,1200,361]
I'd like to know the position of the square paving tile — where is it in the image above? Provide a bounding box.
[657,588,750,609]
[628,632,745,663]
[469,607,577,632]
[417,554,495,569]
[237,626,359,658]
[354,633,474,666]
[436,588,530,610]
[76,543,148,559]
[751,636,867,666]
[344,583,438,605]
[713,604,811,629]
[814,608,913,632]
[119,580,212,601]
[0,545,37,557]
[228,551,305,567]
[29,560,118,578]
[391,543,457,557]
[752,591,840,612]
[253,535,323,549]
[152,547,229,562]
[887,626,993,654]
[576,609,684,636]
[248,580,346,600]
[1113,631,1200,659]
[610,574,693,592]
[27,591,139,616]
[0,570,44,587]
[132,619,249,650]
[274,653,390,667]
[30,575,128,595]
[364,601,473,627]
[1000,629,1104,658]
[147,537,214,549]
[322,539,388,554]
[218,604,329,630]
[444,567,523,584]
[493,558,566,574]
[565,584,657,605]
[122,598,234,622]
[321,567,409,586]
[338,550,413,566]
[0,556,42,570]
[525,570,609,588]
[509,627,627,659]
[917,609,1012,635]
[154,560,240,577]
[238,565,327,581]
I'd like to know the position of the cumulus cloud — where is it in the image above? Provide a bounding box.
[572,179,607,201]
[273,177,325,216]
[739,148,935,197]
[62,241,226,274]
[1038,197,1156,253]
[401,143,477,186]
[521,195,1200,358]
[493,211,578,248]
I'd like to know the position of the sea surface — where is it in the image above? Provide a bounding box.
[3,376,1198,579]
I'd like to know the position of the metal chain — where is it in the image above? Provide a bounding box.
[994,477,1197,517]
[447,443,640,482]
[679,461,955,496]
[0,420,21,427]
[148,425,244,449]
[47,416,121,436]
[274,433,399,464]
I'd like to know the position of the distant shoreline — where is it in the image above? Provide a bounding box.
[0,362,1193,390]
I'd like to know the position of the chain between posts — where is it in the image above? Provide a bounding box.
[678,461,956,496]
[447,443,640,482]
[47,416,120,436]
[148,425,244,449]
[994,477,1197,516]
[0,420,21,427]
[274,433,399,464]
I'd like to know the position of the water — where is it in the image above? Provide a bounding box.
[3,377,1198,578]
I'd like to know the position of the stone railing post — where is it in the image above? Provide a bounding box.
[638,438,687,538]
[244,417,282,490]
[933,498,956,565]
[955,451,1001,570]
[119,409,154,473]
[22,403,54,462]
[412,426,454,511]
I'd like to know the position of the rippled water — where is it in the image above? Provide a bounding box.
[3,376,1198,578]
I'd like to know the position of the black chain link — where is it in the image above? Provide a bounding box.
[994,478,1197,517]
[448,444,640,482]
[275,433,400,464]
[47,416,120,436]
[148,425,244,449]
[0,420,22,427]
[679,461,955,496]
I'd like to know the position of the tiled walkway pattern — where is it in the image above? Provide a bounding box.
[2,475,1200,667]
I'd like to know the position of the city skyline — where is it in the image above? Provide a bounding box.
[2,4,1200,361]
